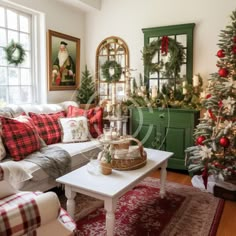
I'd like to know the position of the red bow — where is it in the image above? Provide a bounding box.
[161,36,169,55]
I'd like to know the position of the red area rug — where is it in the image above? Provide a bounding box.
[76,177,224,236]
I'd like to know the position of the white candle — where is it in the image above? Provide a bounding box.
[130,78,134,94]
[111,83,116,105]
[151,86,157,98]
[193,75,199,87]
[182,81,187,95]
[106,101,112,112]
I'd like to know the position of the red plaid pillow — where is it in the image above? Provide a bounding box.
[67,106,103,138]
[29,111,66,145]
[0,116,41,161]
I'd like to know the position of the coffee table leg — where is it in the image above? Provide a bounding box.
[104,198,117,236]
[65,185,76,218]
[160,160,168,198]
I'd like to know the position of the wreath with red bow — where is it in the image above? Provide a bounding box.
[142,36,185,78]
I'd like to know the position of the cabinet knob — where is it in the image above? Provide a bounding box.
[159,113,165,119]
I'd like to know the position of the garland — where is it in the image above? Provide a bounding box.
[142,36,185,78]
[101,60,122,82]
[4,41,26,66]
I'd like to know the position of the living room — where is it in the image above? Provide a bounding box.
[0,0,236,235]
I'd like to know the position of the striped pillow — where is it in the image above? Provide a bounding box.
[0,116,41,161]
[29,111,66,145]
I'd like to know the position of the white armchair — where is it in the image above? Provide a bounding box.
[0,166,77,236]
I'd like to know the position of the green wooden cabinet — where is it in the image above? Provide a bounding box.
[130,107,200,170]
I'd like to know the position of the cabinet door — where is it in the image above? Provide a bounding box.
[132,120,162,149]
[161,125,190,170]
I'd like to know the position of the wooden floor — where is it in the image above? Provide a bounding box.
[149,169,236,236]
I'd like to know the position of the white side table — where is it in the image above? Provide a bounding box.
[103,115,129,135]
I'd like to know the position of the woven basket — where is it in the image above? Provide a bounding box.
[111,137,147,171]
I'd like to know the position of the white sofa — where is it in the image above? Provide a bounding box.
[0,101,102,192]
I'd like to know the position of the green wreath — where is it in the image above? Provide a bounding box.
[4,40,26,66]
[101,60,122,82]
[142,37,185,78]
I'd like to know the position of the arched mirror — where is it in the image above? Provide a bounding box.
[96,36,130,103]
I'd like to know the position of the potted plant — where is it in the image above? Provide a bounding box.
[76,65,96,109]
[99,144,112,175]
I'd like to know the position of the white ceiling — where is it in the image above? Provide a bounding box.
[55,0,101,12]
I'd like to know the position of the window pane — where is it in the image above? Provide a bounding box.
[0,7,5,27]
[21,86,32,103]
[7,9,18,30]
[19,15,30,33]
[8,68,19,85]
[20,68,31,85]
[0,67,7,85]
[9,86,20,104]
[20,32,30,50]
[0,29,7,46]
[0,86,7,103]
[20,51,30,68]
[0,48,7,66]
[8,30,18,42]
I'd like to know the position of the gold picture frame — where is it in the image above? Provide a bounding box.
[47,30,80,91]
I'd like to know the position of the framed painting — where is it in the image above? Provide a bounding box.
[47,30,80,91]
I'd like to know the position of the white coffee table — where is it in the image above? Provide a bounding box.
[56,148,173,236]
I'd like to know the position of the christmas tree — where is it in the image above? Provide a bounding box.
[185,10,236,188]
[76,65,95,104]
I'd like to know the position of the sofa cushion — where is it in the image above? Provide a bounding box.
[67,106,103,138]
[0,116,41,161]
[59,117,90,143]
[29,111,66,145]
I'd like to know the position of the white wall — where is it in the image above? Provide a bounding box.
[7,0,86,103]
[85,0,236,86]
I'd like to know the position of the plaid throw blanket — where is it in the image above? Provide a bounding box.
[24,146,71,179]
[0,191,41,236]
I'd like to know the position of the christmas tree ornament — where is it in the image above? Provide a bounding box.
[206,94,212,99]
[218,100,223,107]
[216,49,225,58]
[219,136,230,148]
[232,45,236,54]
[196,136,206,145]
[218,68,229,77]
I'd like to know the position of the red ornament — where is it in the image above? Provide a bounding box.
[218,100,223,107]
[233,36,236,43]
[216,49,225,58]
[206,94,212,99]
[196,136,206,145]
[218,68,228,77]
[232,46,236,54]
[219,136,230,148]
[208,109,216,121]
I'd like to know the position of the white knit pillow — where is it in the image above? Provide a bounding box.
[59,117,90,143]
